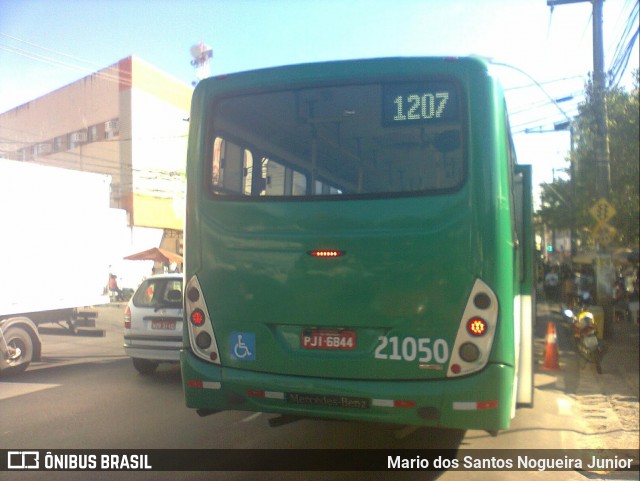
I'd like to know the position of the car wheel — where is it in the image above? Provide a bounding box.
[132,358,159,375]
[0,327,34,376]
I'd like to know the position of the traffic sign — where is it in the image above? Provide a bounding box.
[592,222,617,247]
[589,198,616,225]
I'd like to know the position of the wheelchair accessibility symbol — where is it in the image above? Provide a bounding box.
[230,332,256,361]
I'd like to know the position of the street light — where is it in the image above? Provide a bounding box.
[486,59,579,257]
[481,58,573,126]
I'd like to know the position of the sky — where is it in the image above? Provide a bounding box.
[1,0,638,194]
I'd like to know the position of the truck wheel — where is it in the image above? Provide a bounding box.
[66,319,78,335]
[1,327,34,376]
[132,358,159,375]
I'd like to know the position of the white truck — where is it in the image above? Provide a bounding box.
[0,159,113,375]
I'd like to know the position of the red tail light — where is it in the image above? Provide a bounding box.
[185,275,221,365]
[190,308,205,326]
[466,317,488,337]
[124,305,131,329]
[448,279,498,378]
[307,250,345,258]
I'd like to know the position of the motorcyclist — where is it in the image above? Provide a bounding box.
[108,274,124,301]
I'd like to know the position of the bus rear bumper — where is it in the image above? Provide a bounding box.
[181,350,514,430]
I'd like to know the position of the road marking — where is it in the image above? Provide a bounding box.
[240,412,262,423]
[0,382,60,400]
[556,397,574,416]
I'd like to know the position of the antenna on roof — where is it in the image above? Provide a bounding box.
[190,42,213,85]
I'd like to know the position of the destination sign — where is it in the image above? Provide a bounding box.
[383,82,459,125]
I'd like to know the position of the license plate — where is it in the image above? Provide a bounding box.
[301,329,356,350]
[151,320,176,330]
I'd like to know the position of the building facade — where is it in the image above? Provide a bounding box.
[0,56,192,259]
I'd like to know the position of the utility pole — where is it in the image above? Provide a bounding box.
[547,0,611,200]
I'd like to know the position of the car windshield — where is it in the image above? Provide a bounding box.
[132,278,183,309]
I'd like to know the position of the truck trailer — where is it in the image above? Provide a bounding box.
[0,159,114,375]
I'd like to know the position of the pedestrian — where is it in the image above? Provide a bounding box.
[562,268,576,306]
[544,266,560,302]
[612,277,628,322]
[108,274,124,301]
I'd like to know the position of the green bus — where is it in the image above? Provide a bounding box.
[181,57,535,432]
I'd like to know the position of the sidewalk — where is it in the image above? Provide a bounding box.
[537,299,639,453]
[536,299,639,394]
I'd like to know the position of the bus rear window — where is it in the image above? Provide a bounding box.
[210,82,464,198]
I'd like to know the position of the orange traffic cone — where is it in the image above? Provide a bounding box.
[542,321,561,371]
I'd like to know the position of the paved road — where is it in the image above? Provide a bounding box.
[1,304,457,481]
[1,302,638,481]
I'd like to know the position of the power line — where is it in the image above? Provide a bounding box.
[607,0,639,87]
[0,32,105,72]
[0,32,193,111]
[507,91,584,115]
[504,74,587,92]
[0,42,127,87]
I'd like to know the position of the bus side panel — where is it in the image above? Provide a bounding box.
[466,73,516,374]
[515,164,534,407]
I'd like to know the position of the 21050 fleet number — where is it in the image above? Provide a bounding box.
[374,336,449,363]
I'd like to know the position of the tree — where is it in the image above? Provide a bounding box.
[537,69,639,247]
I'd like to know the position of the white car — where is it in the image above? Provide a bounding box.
[123,274,183,375]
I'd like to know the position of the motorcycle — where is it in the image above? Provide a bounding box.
[563,292,606,374]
